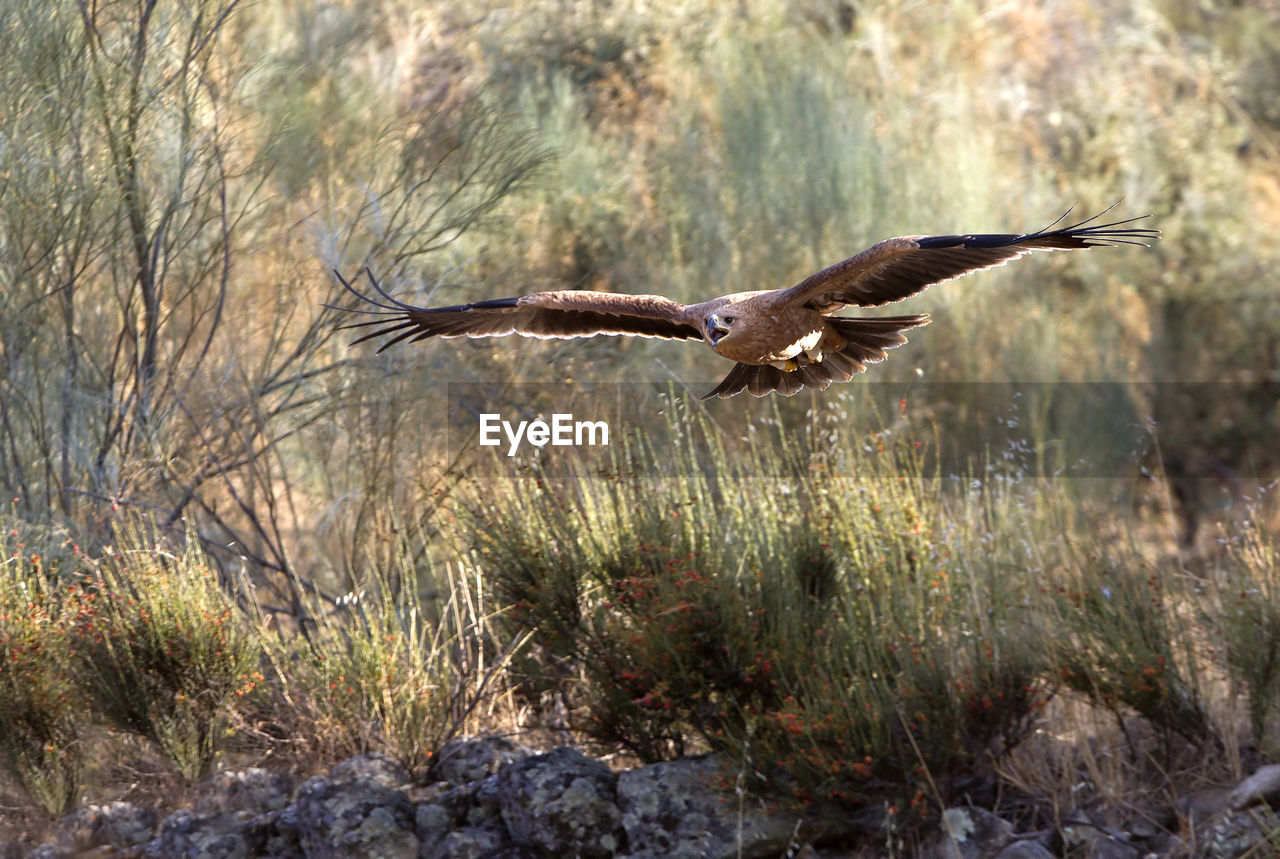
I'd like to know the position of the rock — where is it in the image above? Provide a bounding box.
[923,807,1014,859]
[993,840,1054,859]
[1201,805,1280,858]
[406,781,453,806]
[1071,836,1139,859]
[1229,764,1280,810]
[424,825,505,859]
[1176,788,1232,826]
[476,846,540,859]
[1126,815,1162,840]
[616,755,839,859]
[195,768,292,817]
[432,736,532,786]
[141,807,294,859]
[50,801,156,853]
[423,774,506,830]
[469,773,507,829]
[331,753,412,789]
[1061,809,1139,859]
[417,771,514,856]
[1076,837,1140,859]
[497,746,623,858]
[246,809,304,858]
[288,775,419,859]
[416,802,452,855]
[24,846,68,859]
[137,768,300,859]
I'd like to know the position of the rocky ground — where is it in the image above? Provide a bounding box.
[9,738,1280,857]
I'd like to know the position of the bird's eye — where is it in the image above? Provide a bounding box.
[723,316,735,324]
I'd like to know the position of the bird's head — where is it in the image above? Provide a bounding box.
[705,311,738,347]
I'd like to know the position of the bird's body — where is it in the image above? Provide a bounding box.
[681,292,807,364]
[333,206,1157,398]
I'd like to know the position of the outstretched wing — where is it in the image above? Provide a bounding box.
[774,206,1159,314]
[330,270,702,352]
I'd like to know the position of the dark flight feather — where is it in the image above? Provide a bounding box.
[776,208,1158,313]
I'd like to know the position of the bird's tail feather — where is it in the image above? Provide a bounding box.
[701,314,929,399]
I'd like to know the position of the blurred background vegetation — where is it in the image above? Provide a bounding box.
[1,0,1279,849]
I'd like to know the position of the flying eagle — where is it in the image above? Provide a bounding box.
[333,207,1156,399]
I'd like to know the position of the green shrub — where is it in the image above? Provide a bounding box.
[466,411,1045,812]
[70,523,259,780]
[1048,548,1215,749]
[0,520,84,815]
[1214,519,1280,753]
[265,523,518,773]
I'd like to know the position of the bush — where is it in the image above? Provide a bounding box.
[1047,546,1216,750]
[0,518,85,815]
[1213,518,1280,754]
[70,523,260,780]
[264,522,518,773]
[465,411,1045,812]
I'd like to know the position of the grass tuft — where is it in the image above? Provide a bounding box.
[465,410,1048,815]
[261,521,521,774]
[69,521,260,781]
[1213,517,1280,756]
[0,514,85,815]
[1048,547,1216,750]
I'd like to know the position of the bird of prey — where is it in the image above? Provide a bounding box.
[333,207,1156,399]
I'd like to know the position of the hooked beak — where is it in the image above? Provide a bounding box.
[707,315,731,346]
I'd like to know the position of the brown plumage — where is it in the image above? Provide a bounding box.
[332,206,1157,398]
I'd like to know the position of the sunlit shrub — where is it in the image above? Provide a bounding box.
[1213,519,1280,753]
[0,517,85,815]
[263,524,516,773]
[70,523,260,780]
[466,412,1046,813]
